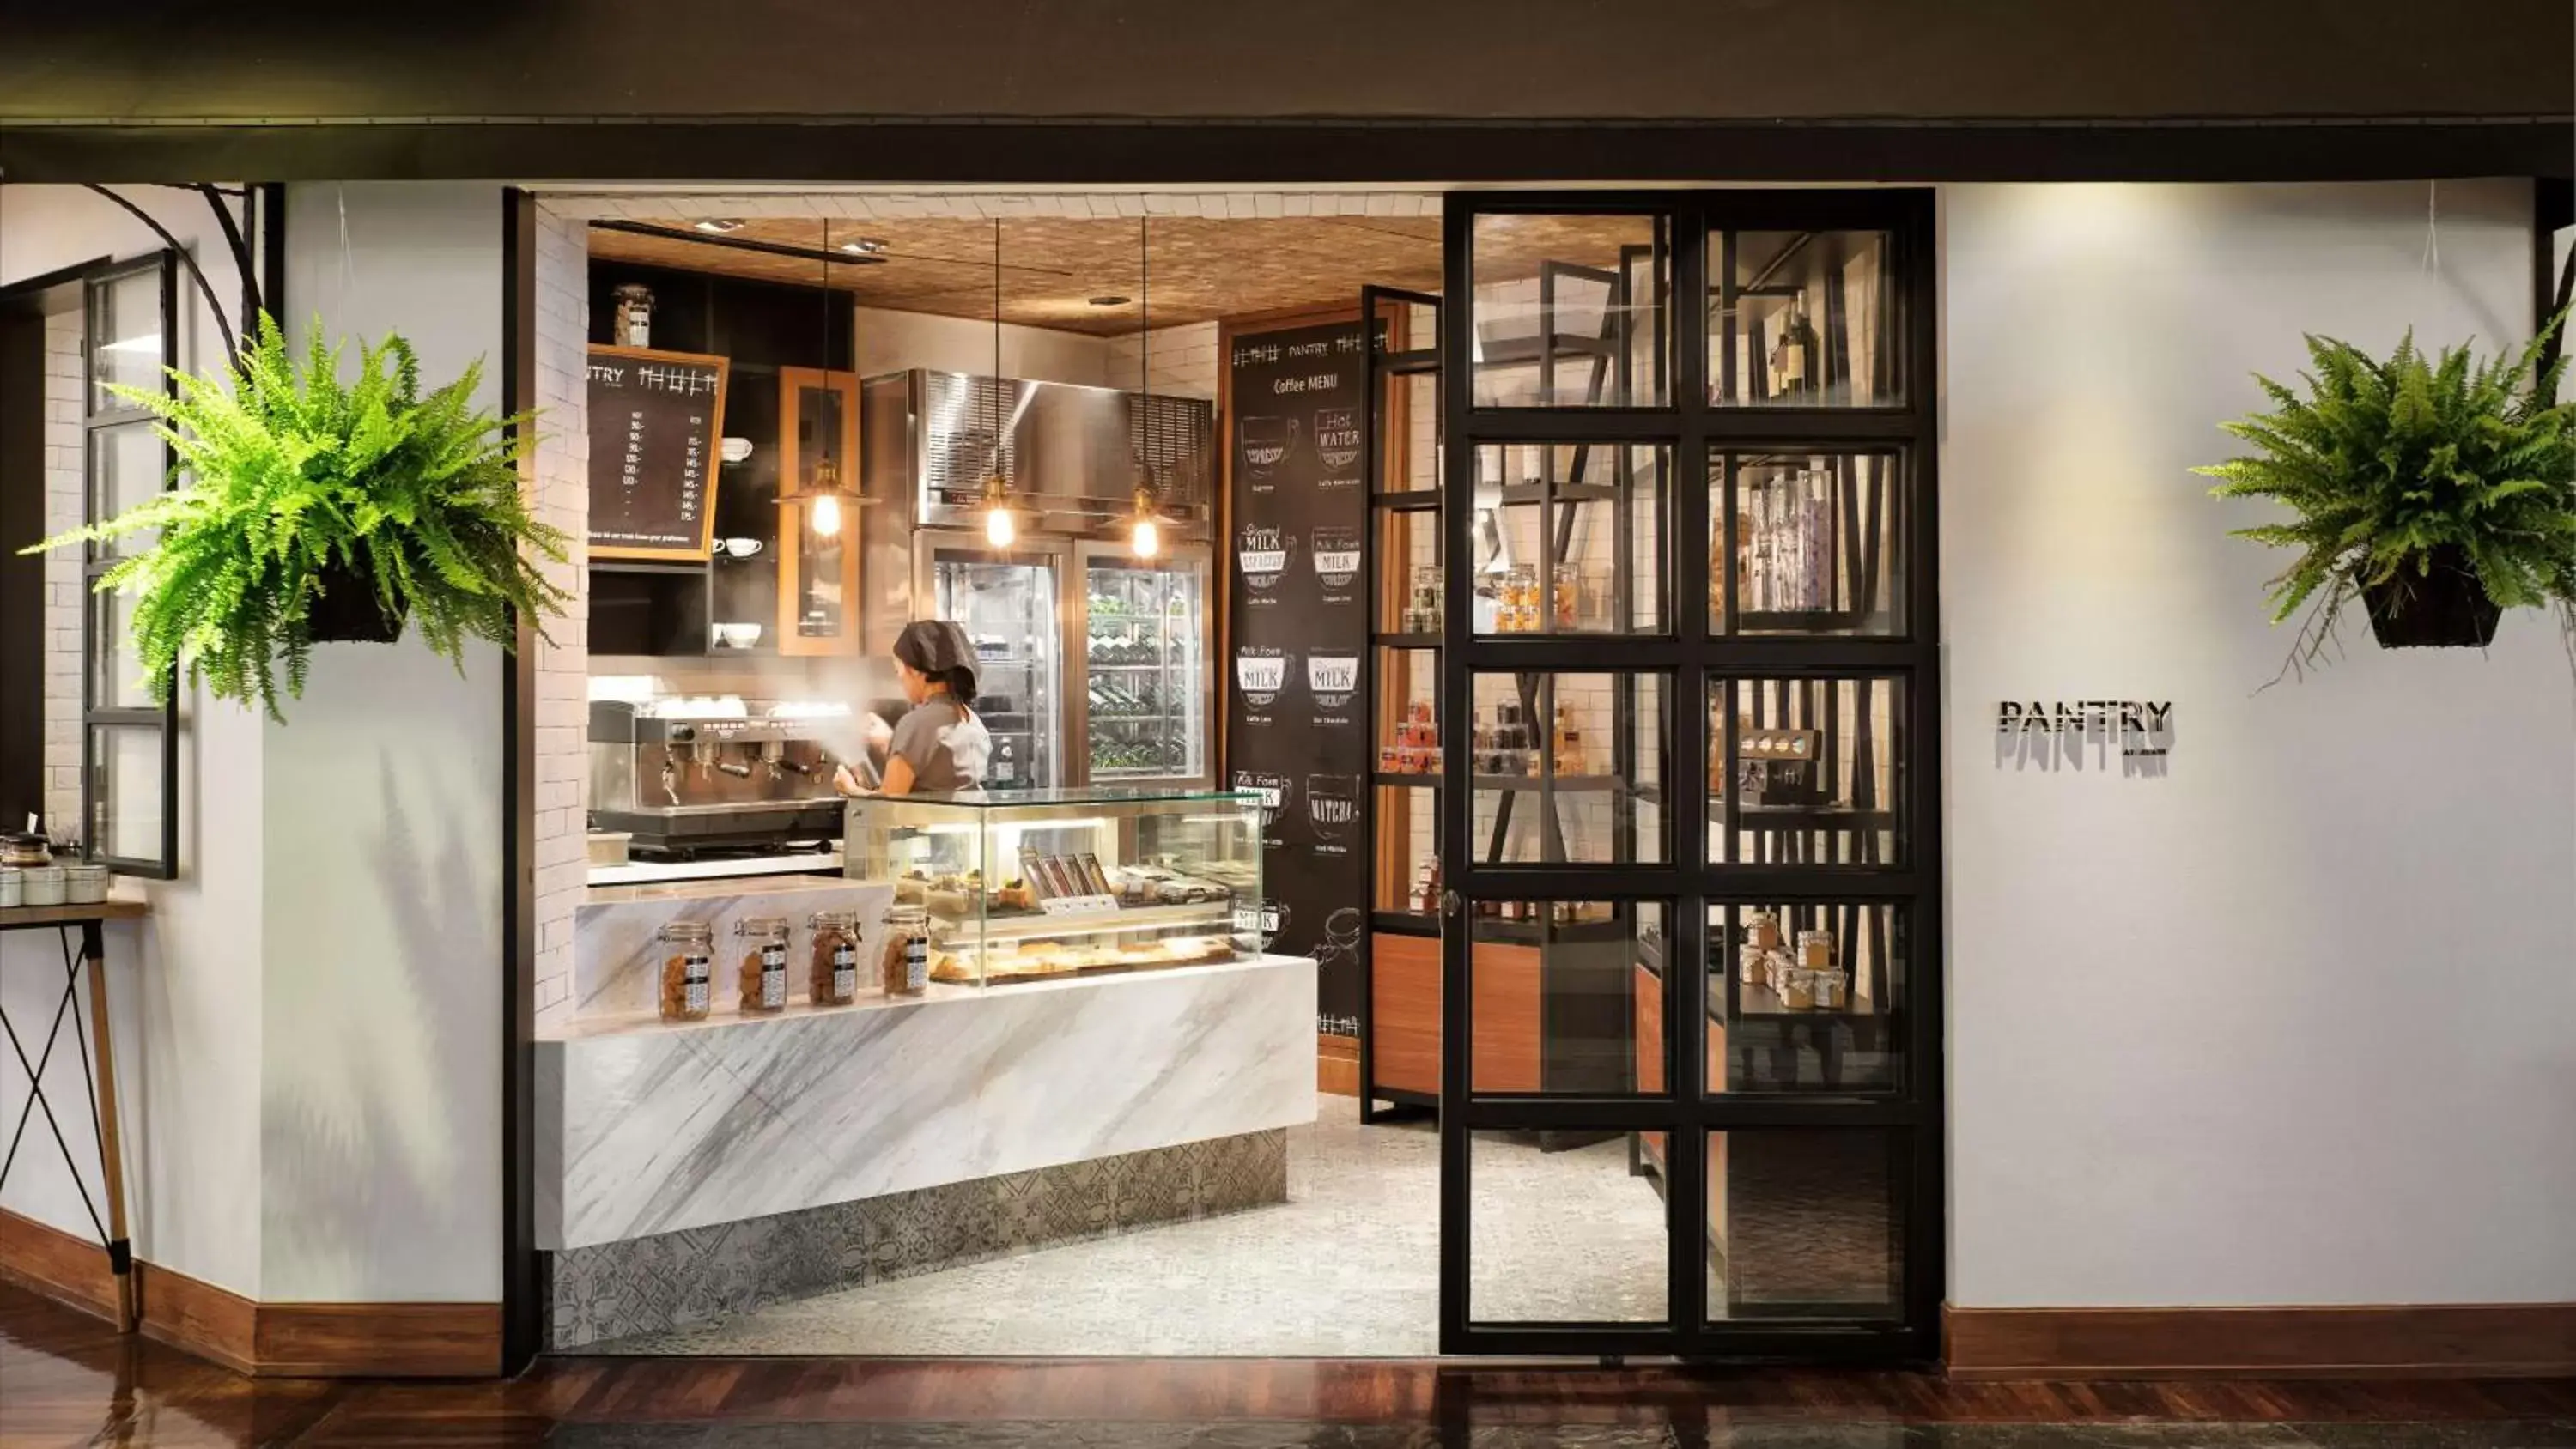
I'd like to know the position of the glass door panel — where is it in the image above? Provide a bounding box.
[1440,191,1936,1363]
[777,367,861,656]
[1705,1130,1905,1322]
[1081,550,1208,784]
[931,543,1062,789]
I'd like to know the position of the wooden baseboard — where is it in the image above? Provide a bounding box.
[0,1204,118,1322]
[2,1204,498,1376]
[1318,1032,1360,1097]
[1945,1302,2576,1379]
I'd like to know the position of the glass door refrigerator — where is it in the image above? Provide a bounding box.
[920,533,1067,790]
[1075,543,1212,786]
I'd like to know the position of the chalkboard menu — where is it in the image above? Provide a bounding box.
[587,345,730,560]
[1226,316,1381,1038]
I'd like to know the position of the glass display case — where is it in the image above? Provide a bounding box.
[1078,544,1211,784]
[843,785,1261,987]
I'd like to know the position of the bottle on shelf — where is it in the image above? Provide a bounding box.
[1770,294,1820,402]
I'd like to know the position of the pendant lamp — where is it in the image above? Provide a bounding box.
[1127,218,1166,560]
[783,220,866,539]
[980,220,1018,549]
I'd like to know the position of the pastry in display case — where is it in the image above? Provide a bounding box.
[844,786,1262,987]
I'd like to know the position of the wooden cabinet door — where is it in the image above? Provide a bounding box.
[776,367,862,656]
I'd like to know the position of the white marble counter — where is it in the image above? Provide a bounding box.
[534,953,1318,1250]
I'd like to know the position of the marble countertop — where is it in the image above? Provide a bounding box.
[586,850,845,888]
[583,871,873,907]
[550,953,1307,1041]
[538,952,1318,1248]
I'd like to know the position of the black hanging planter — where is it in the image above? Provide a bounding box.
[306,559,406,644]
[2360,545,2501,649]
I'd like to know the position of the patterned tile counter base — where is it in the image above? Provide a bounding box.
[546,1128,1286,1349]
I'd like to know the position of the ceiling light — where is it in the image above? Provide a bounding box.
[692,219,746,234]
[1089,295,1132,307]
[839,237,889,255]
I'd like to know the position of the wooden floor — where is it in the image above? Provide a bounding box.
[4,1283,2573,1448]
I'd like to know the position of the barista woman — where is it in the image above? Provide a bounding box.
[835,621,993,797]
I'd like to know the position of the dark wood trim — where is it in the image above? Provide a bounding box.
[252,1302,504,1379]
[0,1206,118,1322]
[1944,1303,2576,1380]
[1316,1031,1360,1096]
[137,1260,260,1375]
[3,118,2568,187]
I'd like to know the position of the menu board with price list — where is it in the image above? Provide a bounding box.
[587,345,730,560]
[1224,314,1380,1036]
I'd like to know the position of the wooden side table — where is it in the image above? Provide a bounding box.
[0,899,147,1331]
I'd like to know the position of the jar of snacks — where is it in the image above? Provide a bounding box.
[656,921,714,1022]
[1553,562,1581,629]
[809,911,864,1004]
[1747,911,1783,951]
[1797,929,1835,972]
[734,916,791,1014]
[1812,967,1850,1010]
[881,903,929,996]
[1408,566,1443,633]
[1739,943,1768,985]
[1779,970,1817,1010]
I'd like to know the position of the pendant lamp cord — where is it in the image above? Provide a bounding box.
[1139,217,1153,499]
[991,220,1004,482]
[2421,179,2440,275]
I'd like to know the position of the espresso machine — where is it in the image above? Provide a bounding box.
[588,699,848,856]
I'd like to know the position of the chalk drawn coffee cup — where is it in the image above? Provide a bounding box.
[718,537,764,559]
[1239,416,1297,476]
[720,437,755,464]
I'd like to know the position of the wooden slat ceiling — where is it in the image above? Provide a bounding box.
[586,213,1657,336]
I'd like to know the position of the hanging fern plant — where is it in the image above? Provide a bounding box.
[2196,317,2576,674]
[29,315,569,720]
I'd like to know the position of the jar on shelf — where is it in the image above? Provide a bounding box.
[656,921,714,1022]
[611,283,654,349]
[64,863,109,905]
[1812,967,1850,1010]
[808,910,864,1005]
[1553,562,1581,630]
[735,916,791,1014]
[1408,567,1443,633]
[881,902,929,996]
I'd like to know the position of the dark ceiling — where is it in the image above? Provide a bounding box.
[2,1,2567,182]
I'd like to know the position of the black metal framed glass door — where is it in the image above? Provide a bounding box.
[1435,190,1941,1361]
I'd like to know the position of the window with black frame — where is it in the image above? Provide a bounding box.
[81,256,179,877]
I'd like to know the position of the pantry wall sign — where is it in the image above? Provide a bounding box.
[1996,699,2173,759]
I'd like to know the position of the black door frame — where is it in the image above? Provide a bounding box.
[1435,188,1942,1362]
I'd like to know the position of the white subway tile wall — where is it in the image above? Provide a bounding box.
[42,306,82,838]
[539,192,1443,222]
[532,204,592,1029]
[1104,320,1220,400]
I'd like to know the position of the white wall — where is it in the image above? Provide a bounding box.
[1941,180,2576,1307]
[0,183,268,1300]
[264,183,507,1302]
